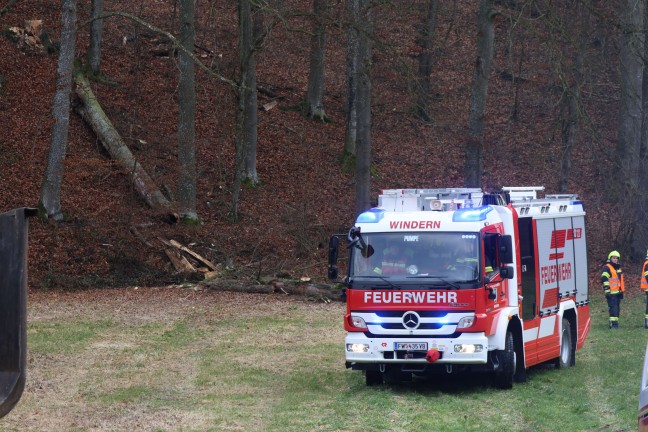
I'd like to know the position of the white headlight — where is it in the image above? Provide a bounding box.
[351,315,367,329]
[457,316,475,329]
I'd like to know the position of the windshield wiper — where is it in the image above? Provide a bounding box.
[406,275,459,289]
[353,275,399,289]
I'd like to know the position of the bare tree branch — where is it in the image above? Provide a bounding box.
[0,0,19,18]
[82,11,239,89]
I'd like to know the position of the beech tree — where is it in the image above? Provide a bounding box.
[87,0,103,76]
[638,2,648,258]
[557,1,589,194]
[306,0,328,121]
[614,0,647,258]
[353,0,373,216]
[616,0,644,197]
[464,0,496,188]
[414,0,438,123]
[232,0,259,219]
[243,2,262,186]
[178,0,198,222]
[344,0,359,157]
[39,0,76,221]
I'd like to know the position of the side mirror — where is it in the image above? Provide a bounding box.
[499,235,513,264]
[328,236,339,280]
[499,265,514,279]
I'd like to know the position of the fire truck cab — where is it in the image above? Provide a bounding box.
[328,187,590,388]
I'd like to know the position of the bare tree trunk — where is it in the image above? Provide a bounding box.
[615,0,645,257]
[74,70,176,219]
[354,1,373,216]
[232,0,252,220]
[178,0,198,222]
[415,0,438,123]
[633,0,648,259]
[87,0,103,75]
[463,0,496,188]
[616,0,645,193]
[243,3,261,186]
[306,0,328,121]
[231,66,246,221]
[344,0,359,157]
[39,0,76,221]
[558,0,589,194]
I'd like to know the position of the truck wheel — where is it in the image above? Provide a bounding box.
[366,370,383,386]
[494,331,516,389]
[555,318,573,369]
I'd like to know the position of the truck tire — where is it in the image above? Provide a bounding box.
[366,370,383,386]
[494,331,516,389]
[555,318,573,369]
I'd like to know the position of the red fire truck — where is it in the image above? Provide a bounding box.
[328,187,590,388]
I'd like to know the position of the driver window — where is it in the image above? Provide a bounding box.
[484,234,499,274]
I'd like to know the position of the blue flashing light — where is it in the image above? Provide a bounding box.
[356,208,386,223]
[453,206,493,222]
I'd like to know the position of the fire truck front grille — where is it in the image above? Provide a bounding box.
[381,323,444,330]
[374,310,451,318]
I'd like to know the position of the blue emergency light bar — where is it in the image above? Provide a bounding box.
[356,208,386,223]
[452,206,493,222]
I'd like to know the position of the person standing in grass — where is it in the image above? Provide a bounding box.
[641,250,648,329]
[602,250,624,329]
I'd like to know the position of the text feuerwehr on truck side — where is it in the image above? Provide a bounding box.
[328,187,590,388]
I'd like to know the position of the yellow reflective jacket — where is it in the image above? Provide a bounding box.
[602,263,624,294]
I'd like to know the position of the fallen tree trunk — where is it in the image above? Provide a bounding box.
[199,278,343,301]
[199,279,274,294]
[74,68,177,220]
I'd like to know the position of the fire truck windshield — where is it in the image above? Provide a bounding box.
[349,232,481,288]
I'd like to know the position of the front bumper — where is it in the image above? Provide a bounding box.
[345,331,489,364]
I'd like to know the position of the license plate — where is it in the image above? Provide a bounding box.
[394,342,428,351]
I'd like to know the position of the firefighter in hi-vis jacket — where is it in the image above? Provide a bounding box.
[641,250,648,329]
[602,250,625,329]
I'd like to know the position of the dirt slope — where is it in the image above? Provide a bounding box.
[0,1,619,289]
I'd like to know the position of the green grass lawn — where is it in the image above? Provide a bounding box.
[2,288,646,431]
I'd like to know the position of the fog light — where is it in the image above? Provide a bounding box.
[347,343,370,353]
[454,344,483,353]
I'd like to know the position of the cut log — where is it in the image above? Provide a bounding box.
[262,100,277,111]
[163,248,196,273]
[168,239,219,271]
[74,68,177,221]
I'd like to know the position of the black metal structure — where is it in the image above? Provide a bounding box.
[0,208,36,419]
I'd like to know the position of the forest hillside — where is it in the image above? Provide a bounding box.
[0,1,627,289]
